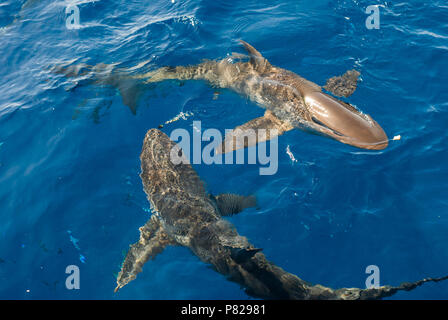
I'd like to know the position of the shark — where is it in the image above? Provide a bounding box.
[114,128,447,299]
[53,40,388,152]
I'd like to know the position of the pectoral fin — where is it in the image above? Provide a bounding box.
[240,40,272,73]
[216,110,293,154]
[52,62,144,114]
[212,193,257,216]
[329,274,448,300]
[323,69,360,97]
[115,215,176,292]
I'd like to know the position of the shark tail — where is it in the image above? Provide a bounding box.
[50,62,146,114]
[134,60,220,84]
[189,217,448,300]
[220,248,448,300]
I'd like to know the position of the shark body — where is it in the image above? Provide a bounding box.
[114,129,447,299]
[137,40,389,152]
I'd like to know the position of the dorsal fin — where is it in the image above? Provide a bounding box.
[240,40,264,59]
[240,40,272,72]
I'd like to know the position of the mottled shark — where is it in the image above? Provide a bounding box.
[114,128,447,299]
[53,40,388,152]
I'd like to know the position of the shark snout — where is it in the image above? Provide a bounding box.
[304,92,388,150]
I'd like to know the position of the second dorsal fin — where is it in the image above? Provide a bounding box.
[323,70,361,98]
[240,40,272,72]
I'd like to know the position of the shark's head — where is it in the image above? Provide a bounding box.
[303,91,388,150]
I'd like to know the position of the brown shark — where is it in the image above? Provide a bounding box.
[136,40,389,152]
[114,128,447,299]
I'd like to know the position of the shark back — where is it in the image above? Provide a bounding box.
[140,129,220,244]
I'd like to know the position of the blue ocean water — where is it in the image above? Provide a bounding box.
[0,0,447,299]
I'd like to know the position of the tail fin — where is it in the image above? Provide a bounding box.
[114,215,176,293]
